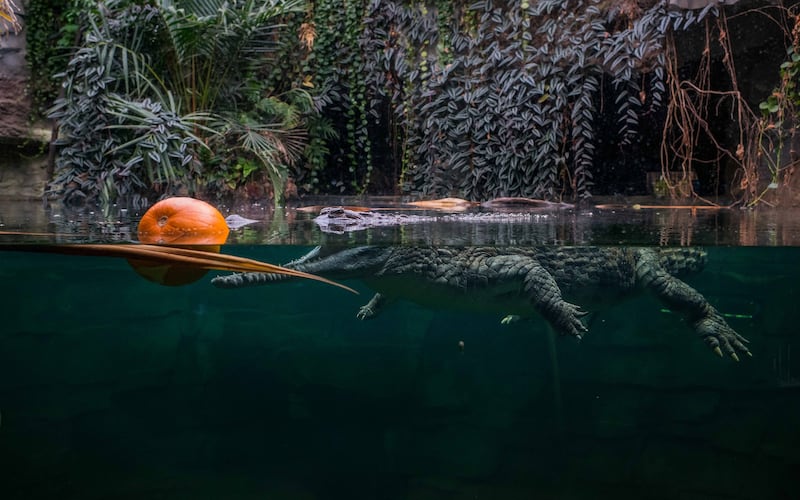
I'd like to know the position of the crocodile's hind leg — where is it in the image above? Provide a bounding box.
[634,248,751,360]
[488,255,589,338]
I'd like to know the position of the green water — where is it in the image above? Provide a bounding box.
[0,244,797,499]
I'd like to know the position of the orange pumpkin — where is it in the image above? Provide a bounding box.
[131,197,230,285]
[136,197,230,245]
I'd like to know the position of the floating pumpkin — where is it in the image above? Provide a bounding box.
[131,197,230,286]
[129,254,211,286]
[136,197,230,245]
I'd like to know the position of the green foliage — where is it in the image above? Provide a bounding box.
[105,93,213,196]
[24,0,80,118]
[45,0,724,203]
[47,4,210,207]
[221,91,310,204]
[760,47,800,117]
[220,158,261,190]
[274,0,711,200]
[753,15,800,204]
[48,0,313,207]
[356,0,706,200]
[156,0,305,113]
[290,0,373,192]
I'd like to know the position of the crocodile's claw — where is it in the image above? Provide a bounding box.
[695,312,751,361]
[552,302,589,339]
[356,305,376,320]
[356,292,386,320]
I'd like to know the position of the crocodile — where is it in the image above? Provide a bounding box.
[211,245,751,361]
[312,205,569,234]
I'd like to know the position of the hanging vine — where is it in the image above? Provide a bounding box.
[304,0,374,193]
[254,0,792,203]
[660,3,797,206]
[23,0,81,118]
[351,0,709,200]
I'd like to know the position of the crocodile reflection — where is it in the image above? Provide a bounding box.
[212,245,750,361]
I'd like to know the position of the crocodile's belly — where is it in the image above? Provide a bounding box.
[363,275,631,317]
[364,276,536,315]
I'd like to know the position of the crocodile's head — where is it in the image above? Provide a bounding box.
[304,245,394,274]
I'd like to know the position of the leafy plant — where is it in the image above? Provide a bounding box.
[48,3,208,207]
[106,93,213,197]
[225,94,307,205]
[301,0,714,200]
[48,0,311,207]
[221,158,260,190]
[23,0,63,117]
[753,14,800,204]
[47,0,778,205]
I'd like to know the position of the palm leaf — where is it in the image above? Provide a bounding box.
[0,242,358,294]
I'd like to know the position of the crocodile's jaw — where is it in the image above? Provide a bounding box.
[293,246,395,276]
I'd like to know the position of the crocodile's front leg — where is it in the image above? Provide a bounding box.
[635,248,751,360]
[357,292,387,320]
[488,255,588,338]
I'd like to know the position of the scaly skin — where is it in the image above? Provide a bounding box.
[211,246,750,361]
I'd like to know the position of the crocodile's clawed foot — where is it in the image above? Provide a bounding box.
[356,306,375,320]
[501,314,521,325]
[696,313,752,361]
[570,325,588,340]
[569,304,589,337]
[356,293,385,321]
[554,302,589,338]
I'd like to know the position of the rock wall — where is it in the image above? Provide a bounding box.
[0,1,50,199]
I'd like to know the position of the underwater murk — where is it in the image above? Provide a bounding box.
[0,204,799,499]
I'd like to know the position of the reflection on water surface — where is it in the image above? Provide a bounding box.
[1,197,800,246]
